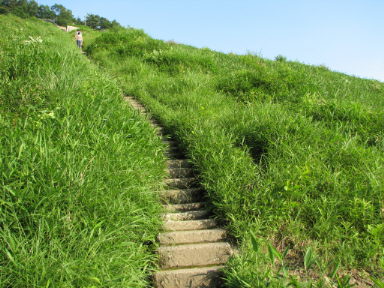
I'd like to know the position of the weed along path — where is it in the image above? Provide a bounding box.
[124,96,234,288]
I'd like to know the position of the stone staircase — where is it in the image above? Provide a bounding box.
[124,96,233,288]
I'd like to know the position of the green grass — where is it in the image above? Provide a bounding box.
[0,15,166,287]
[87,28,384,287]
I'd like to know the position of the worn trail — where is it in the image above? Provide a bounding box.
[124,96,233,288]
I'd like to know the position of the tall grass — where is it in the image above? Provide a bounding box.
[0,15,166,287]
[87,28,384,287]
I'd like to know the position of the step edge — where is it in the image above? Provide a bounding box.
[154,265,225,274]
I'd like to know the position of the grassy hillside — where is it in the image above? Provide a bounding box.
[87,28,384,287]
[0,16,166,287]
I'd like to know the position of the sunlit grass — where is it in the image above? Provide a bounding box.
[87,27,384,287]
[0,15,166,287]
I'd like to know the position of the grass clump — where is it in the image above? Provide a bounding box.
[0,15,166,287]
[87,27,384,286]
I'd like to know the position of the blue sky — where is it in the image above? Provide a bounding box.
[39,0,384,81]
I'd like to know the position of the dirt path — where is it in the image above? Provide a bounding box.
[124,96,233,288]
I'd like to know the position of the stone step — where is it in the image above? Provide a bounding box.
[164,202,205,212]
[165,178,197,189]
[158,229,227,245]
[155,126,165,135]
[162,140,177,147]
[166,144,181,151]
[162,135,173,142]
[153,266,224,288]
[163,219,217,231]
[160,188,204,204]
[163,210,209,221]
[131,105,145,112]
[149,120,163,127]
[149,119,161,126]
[158,242,232,269]
[167,167,194,178]
[165,149,185,159]
[126,102,146,112]
[167,159,192,169]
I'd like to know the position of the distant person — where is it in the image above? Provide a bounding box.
[75,31,83,49]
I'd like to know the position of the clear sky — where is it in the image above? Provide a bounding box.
[39,0,384,81]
